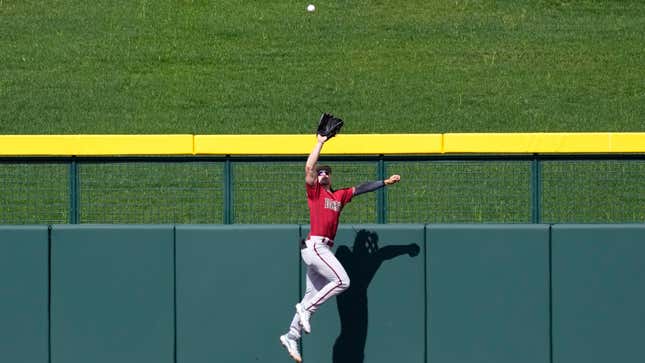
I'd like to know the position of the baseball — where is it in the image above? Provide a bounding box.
[307,4,316,12]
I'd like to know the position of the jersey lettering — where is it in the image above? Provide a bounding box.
[324,198,342,212]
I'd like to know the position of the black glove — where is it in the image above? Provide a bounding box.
[317,113,344,139]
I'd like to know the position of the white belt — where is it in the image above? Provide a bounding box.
[305,235,334,248]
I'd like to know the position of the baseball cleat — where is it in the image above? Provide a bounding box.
[280,334,302,362]
[295,303,311,334]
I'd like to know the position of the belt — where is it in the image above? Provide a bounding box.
[301,236,334,248]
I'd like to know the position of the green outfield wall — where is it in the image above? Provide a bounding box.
[1,224,644,363]
[0,226,49,363]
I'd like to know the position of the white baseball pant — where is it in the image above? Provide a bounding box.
[288,236,350,338]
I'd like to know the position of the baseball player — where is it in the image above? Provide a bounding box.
[280,132,401,362]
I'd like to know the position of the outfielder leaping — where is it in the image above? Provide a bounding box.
[280,131,401,362]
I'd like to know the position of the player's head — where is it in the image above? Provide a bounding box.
[316,165,332,186]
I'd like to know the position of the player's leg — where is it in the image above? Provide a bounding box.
[288,245,329,334]
[280,250,328,361]
[302,240,350,314]
[301,261,329,309]
[281,311,305,362]
[286,268,320,335]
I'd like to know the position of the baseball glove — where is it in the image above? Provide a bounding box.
[317,113,344,139]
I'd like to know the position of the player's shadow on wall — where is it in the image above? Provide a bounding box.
[332,229,420,363]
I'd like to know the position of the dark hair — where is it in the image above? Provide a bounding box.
[316,165,332,175]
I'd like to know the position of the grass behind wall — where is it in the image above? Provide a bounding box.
[1,0,643,134]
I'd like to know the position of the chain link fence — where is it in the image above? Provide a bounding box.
[541,159,645,223]
[1,156,643,224]
[78,161,224,224]
[387,160,532,223]
[0,162,69,224]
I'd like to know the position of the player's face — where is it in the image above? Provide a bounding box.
[318,169,331,186]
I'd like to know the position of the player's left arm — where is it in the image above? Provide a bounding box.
[353,174,401,196]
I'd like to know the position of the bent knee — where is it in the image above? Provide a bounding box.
[338,277,350,290]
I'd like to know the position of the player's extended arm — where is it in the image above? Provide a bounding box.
[305,134,328,185]
[353,174,401,196]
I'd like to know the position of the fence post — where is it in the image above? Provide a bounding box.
[531,157,541,224]
[69,158,79,224]
[377,157,386,224]
[224,158,233,224]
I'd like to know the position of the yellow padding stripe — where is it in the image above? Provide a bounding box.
[194,134,443,155]
[0,133,643,156]
[611,133,645,152]
[0,135,194,155]
[444,133,645,153]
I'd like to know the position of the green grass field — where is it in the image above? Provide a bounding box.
[1,1,644,224]
[1,0,643,134]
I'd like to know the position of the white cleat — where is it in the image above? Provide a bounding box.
[295,303,311,334]
[280,334,302,363]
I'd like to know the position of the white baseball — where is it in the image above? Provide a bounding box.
[307,4,316,12]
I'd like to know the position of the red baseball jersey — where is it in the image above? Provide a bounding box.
[306,181,354,240]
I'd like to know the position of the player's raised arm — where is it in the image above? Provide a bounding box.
[305,134,327,185]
